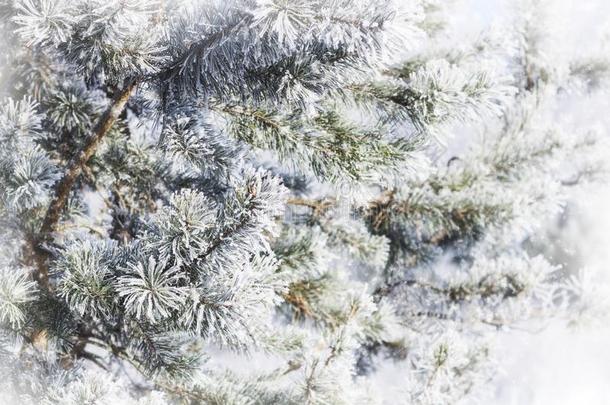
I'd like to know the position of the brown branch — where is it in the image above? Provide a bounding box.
[33,79,138,288]
[287,197,336,217]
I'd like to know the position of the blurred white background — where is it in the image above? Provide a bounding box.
[463,1,610,403]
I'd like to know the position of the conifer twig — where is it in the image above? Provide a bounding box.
[33,79,138,288]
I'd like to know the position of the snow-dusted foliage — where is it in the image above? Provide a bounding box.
[0,0,608,403]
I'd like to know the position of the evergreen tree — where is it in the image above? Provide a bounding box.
[0,0,607,403]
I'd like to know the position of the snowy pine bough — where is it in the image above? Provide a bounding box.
[0,0,607,403]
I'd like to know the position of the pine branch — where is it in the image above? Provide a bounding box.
[33,79,138,288]
[159,13,250,93]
